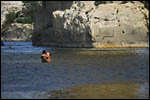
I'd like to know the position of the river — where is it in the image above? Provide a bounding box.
[1,41,149,99]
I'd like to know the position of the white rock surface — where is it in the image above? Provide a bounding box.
[32,1,149,47]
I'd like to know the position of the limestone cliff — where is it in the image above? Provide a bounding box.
[1,1,33,41]
[2,23,33,41]
[1,1,23,27]
[33,1,149,47]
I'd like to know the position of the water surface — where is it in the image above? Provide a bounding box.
[1,41,149,99]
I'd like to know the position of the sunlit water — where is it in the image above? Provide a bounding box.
[1,41,149,99]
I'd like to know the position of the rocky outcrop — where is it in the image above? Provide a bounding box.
[33,1,149,48]
[2,23,33,41]
[1,1,23,28]
[1,1,33,41]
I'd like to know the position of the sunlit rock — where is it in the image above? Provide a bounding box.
[33,1,149,47]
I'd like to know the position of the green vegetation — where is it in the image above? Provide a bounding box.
[3,1,42,25]
[94,1,113,6]
[140,1,149,10]
[104,18,109,21]
[121,1,128,4]
[21,1,42,23]
[1,11,17,34]
[4,11,16,25]
[15,16,33,24]
[2,1,42,34]
[13,1,42,24]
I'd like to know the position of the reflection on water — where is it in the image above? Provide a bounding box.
[1,41,149,99]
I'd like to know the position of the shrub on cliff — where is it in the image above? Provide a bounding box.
[4,11,16,25]
[1,11,17,34]
[14,16,33,24]
[140,1,149,10]
[22,1,42,23]
[94,1,113,6]
[3,1,42,26]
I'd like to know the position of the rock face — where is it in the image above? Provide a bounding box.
[2,23,33,41]
[33,1,149,47]
[1,1,33,41]
[1,1,23,28]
